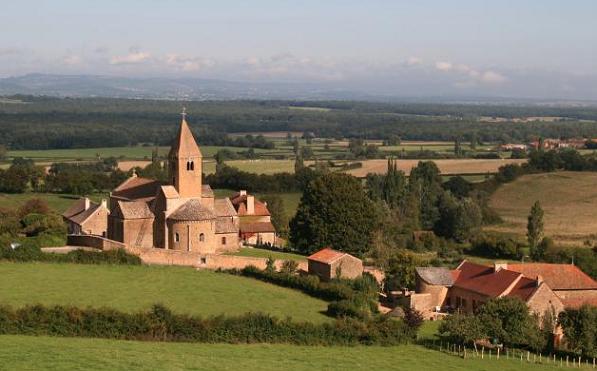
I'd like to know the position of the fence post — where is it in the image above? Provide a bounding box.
[497,347,500,360]
[464,347,467,359]
[566,356,569,367]
[593,357,595,368]
[482,347,484,359]
[527,351,530,362]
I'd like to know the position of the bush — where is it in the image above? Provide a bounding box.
[470,234,521,259]
[0,303,416,346]
[225,266,379,320]
[0,243,141,265]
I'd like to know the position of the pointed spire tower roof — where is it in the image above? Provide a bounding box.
[169,107,202,158]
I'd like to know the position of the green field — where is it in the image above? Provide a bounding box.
[7,145,277,161]
[0,192,108,213]
[228,247,306,261]
[0,335,562,371]
[0,262,329,323]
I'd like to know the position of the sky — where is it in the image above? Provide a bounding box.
[1,0,597,99]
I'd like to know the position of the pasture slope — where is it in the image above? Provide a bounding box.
[487,171,597,246]
[0,336,563,370]
[0,262,329,323]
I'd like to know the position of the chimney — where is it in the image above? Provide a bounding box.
[494,262,508,272]
[101,199,107,209]
[239,190,247,196]
[84,197,91,211]
[536,275,543,286]
[247,195,255,215]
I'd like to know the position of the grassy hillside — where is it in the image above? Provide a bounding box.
[0,262,329,323]
[0,335,562,371]
[227,247,306,261]
[487,171,597,246]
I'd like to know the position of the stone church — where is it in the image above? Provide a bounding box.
[106,113,255,254]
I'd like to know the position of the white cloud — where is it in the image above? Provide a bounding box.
[479,70,507,84]
[435,61,453,71]
[406,56,422,66]
[164,54,215,72]
[63,55,81,65]
[109,51,151,65]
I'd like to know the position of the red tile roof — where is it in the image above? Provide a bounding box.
[452,261,524,298]
[112,176,159,201]
[239,222,276,234]
[507,277,540,302]
[307,247,350,264]
[62,198,105,226]
[230,193,271,216]
[507,263,597,290]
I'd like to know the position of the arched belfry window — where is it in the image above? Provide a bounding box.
[175,233,180,243]
[199,233,205,242]
[186,161,195,171]
[190,161,194,170]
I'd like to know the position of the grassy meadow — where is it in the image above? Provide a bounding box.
[0,262,330,323]
[227,247,306,261]
[487,171,597,246]
[0,335,566,371]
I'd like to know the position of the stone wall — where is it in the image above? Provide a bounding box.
[66,234,126,251]
[126,247,307,271]
[527,283,565,317]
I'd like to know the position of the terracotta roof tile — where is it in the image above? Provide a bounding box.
[116,201,154,219]
[308,247,351,264]
[239,222,276,234]
[452,261,524,298]
[168,199,215,221]
[214,198,237,217]
[230,193,271,216]
[416,267,454,286]
[215,218,238,234]
[112,176,159,201]
[62,198,104,225]
[507,263,597,290]
[160,185,179,199]
[507,277,539,302]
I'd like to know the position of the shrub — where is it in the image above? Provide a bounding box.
[280,260,298,274]
[0,303,416,346]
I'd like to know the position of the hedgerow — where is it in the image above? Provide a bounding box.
[221,265,379,320]
[0,241,141,265]
[0,304,416,346]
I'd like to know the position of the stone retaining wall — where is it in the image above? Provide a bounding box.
[66,234,126,251]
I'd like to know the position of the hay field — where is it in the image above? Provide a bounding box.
[346,158,527,178]
[487,172,597,246]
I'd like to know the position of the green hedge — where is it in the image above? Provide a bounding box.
[0,241,141,265]
[222,266,380,320]
[0,303,415,346]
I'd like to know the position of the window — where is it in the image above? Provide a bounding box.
[175,233,180,243]
[199,233,205,242]
[186,161,194,171]
[200,257,207,264]
[221,236,226,245]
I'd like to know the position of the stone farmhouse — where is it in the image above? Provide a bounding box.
[64,112,276,254]
[62,197,109,237]
[307,247,363,281]
[406,260,597,318]
[229,191,276,246]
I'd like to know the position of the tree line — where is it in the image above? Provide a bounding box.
[4,96,597,150]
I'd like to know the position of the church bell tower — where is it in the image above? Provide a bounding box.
[168,108,203,198]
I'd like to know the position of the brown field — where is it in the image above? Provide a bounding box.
[117,160,153,171]
[486,171,597,246]
[346,158,527,178]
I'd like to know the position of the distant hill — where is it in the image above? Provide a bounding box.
[0,73,375,101]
